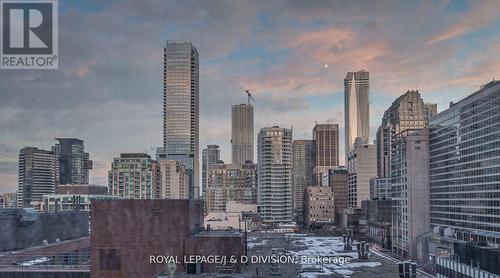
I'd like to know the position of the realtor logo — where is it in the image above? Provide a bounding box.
[1,0,58,69]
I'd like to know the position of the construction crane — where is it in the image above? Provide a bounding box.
[245,89,254,105]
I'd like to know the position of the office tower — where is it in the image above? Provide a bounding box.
[292,140,315,214]
[201,145,220,201]
[429,81,500,246]
[347,139,376,208]
[163,41,199,199]
[231,103,254,164]
[391,129,430,260]
[108,153,161,199]
[344,70,370,156]
[205,162,257,212]
[257,126,293,223]
[369,177,391,200]
[159,160,189,200]
[52,138,92,185]
[304,186,335,226]
[376,90,436,178]
[17,147,59,207]
[312,124,339,184]
[326,168,349,222]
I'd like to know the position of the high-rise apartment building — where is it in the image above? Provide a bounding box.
[257,126,293,223]
[429,81,500,245]
[159,160,189,199]
[202,145,220,201]
[52,138,92,185]
[312,124,339,184]
[18,147,59,207]
[231,103,254,164]
[347,139,376,208]
[205,162,257,212]
[292,140,315,213]
[345,70,370,156]
[163,41,199,199]
[376,90,436,178]
[108,153,161,199]
[391,129,430,260]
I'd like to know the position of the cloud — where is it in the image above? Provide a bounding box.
[0,0,498,190]
[427,0,499,45]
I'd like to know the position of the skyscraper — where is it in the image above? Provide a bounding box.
[391,129,430,260]
[18,147,59,207]
[231,103,254,164]
[52,138,92,185]
[292,139,315,221]
[344,70,370,157]
[163,41,199,199]
[376,90,436,178]
[108,153,161,199]
[201,145,220,202]
[312,124,339,184]
[257,126,293,223]
[347,139,376,208]
[429,81,500,246]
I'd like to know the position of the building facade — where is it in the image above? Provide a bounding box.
[312,124,339,184]
[347,140,376,208]
[201,145,220,201]
[257,126,293,223]
[429,81,500,246]
[391,129,430,259]
[163,41,199,199]
[52,138,92,185]
[108,153,161,199]
[326,168,349,223]
[370,177,391,200]
[304,186,335,226]
[292,140,315,215]
[376,90,436,178]
[345,70,370,156]
[159,160,189,199]
[205,162,257,212]
[231,103,254,164]
[18,147,59,207]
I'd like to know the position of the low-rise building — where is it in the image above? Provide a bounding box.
[90,199,245,277]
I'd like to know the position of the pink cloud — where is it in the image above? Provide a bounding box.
[427,0,498,45]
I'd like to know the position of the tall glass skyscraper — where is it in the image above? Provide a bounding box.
[292,139,315,212]
[429,80,500,245]
[52,138,92,185]
[345,71,370,158]
[231,103,254,164]
[376,90,436,178]
[163,41,199,199]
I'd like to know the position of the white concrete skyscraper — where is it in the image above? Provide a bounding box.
[231,103,254,164]
[163,41,199,199]
[344,70,370,158]
[257,126,293,223]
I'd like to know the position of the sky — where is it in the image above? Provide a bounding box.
[0,0,499,193]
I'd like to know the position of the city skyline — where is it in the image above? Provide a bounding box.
[1,1,499,193]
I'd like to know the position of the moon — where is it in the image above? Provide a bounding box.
[324,63,329,69]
